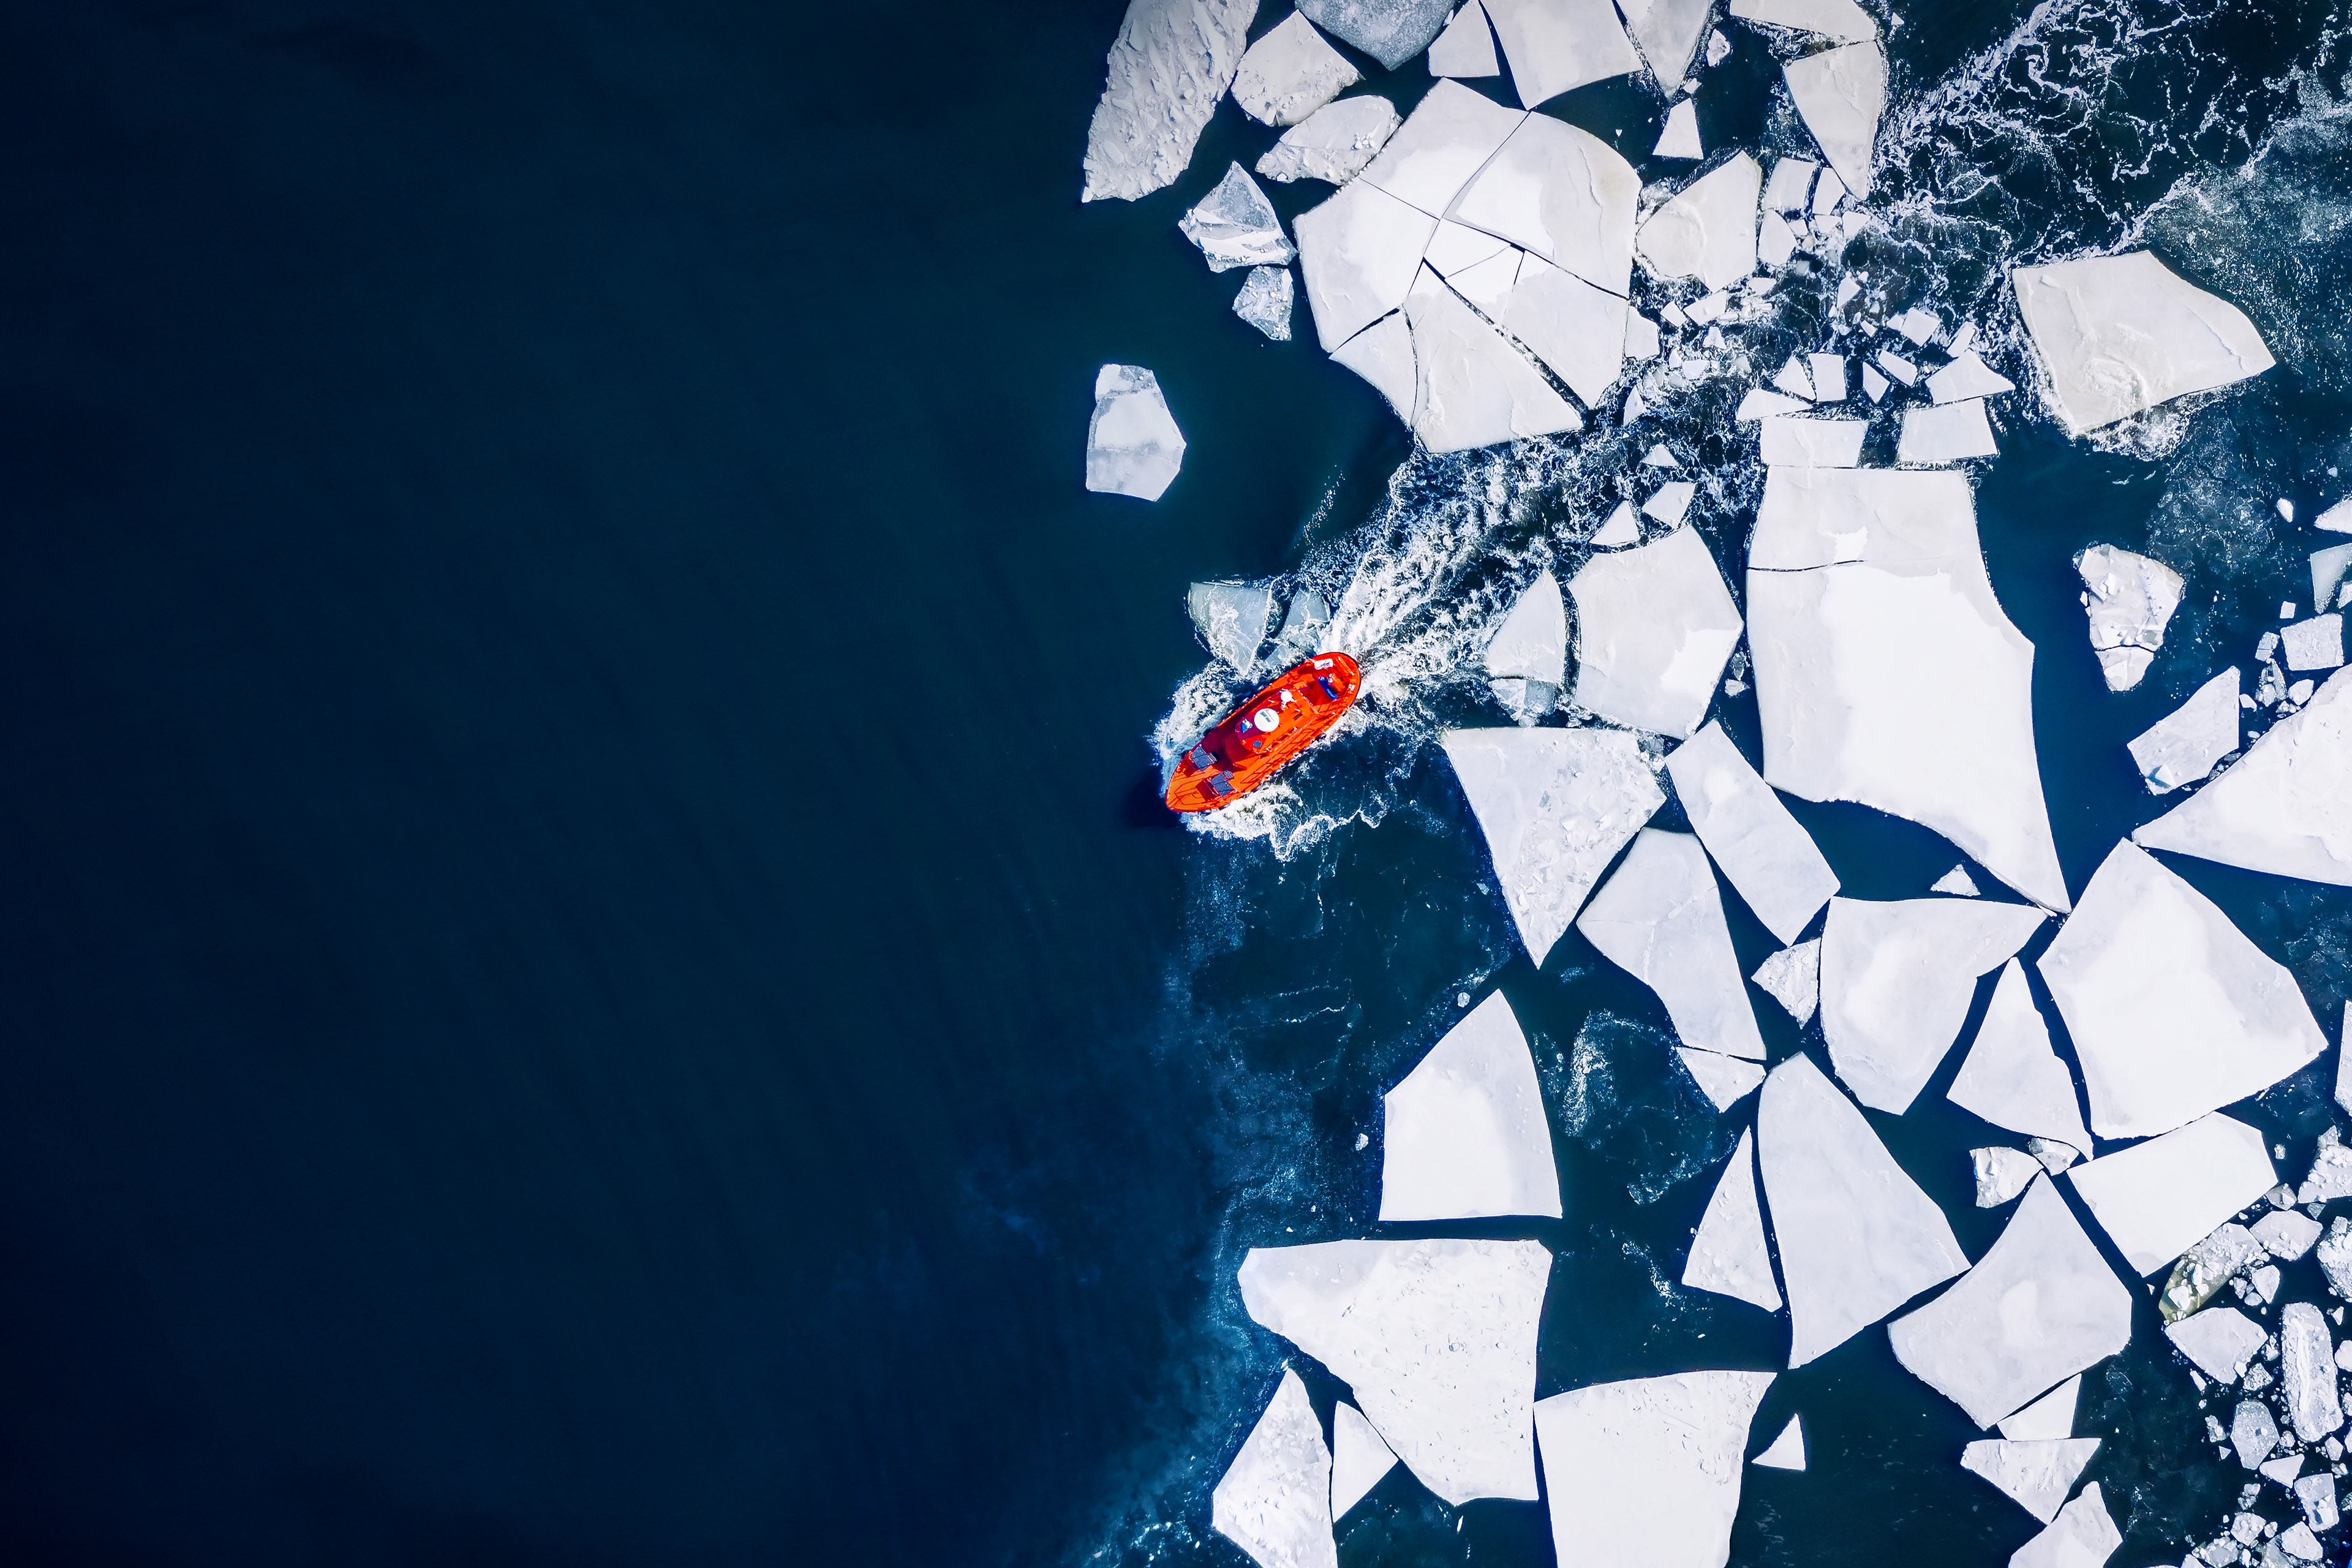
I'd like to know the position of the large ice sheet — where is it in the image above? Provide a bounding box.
[1568,526,1744,738]
[2012,252,2277,436]
[1534,1372,1775,1568]
[1485,571,1567,687]
[1295,180,1441,350]
[1382,991,1561,1220]
[1259,96,1404,186]
[1819,897,2048,1114]
[1758,1054,1969,1367]
[1784,42,1886,198]
[1082,0,1262,203]
[1331,311,1416,417]
[1501,254,1630,407]
[1238,1238,1550,1504]
[1329,1402,1397,1520]
[1190,581,1277,673]
[1889,1177,2131,1428]
[1444,727,1665,965]
[1747,467,2070,911]
[1961,1438,2101,1524]
[1214,1368,1339,1568]
[1684,1128,1782,1311]
[1182,164,1298,271]
[1297,0,1455,69]
[1636,154,1763,292]
[1450,115,1641,296]
[2037,842,2327,1139]
[1427,2,1500,76]
[1233,13,1362,126]
[1578,830,1769,1061]
[1088,364,1188,500]
[1619,0,1713,85]
[2168,1306,2266,1384]
[1948,961,2092,1160]
[1728,0,1877,42]
[1362,80,1526,218]
[2135,665,2352,888]
[1404,279,1582,451]
[2128,669,2241,794]
[2074,545,2184,693]
[1482,0,1642,107]
[2066,1113,2276,1275]
[1665,722,1840,945]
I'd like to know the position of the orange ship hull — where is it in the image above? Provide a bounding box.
[1166,652,1362,812]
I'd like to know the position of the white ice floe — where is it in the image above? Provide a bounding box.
[2160,1223,2263,1322]
[1765,155,1820,211]
[1773,355,1815,399]
[1754,1415,1805,1469]
[1784,42,1887,198]
[1331,311,1416,417]
[2075,545,2185,693]
[2011,251,2277,436]
[1329,1402,1397,1521]
[1812,165,1850,217]
[1932,865,1980,895]
[2037,842,2328,1139]
[2316,543,2352,612]
[1297,183,1439,350]
[2257,1209,2323,1261]
[1501,254,1631,407]
[1484,570,1567,714]
[1452,114,1641,296]
[2321,497,2352,534]
[2297,1474,2341,1532]
[1593,499,1642,547]
[1890,1176,2132,1429]
[2283,1302,2343,1443]
[1680,1047,1766,1111]
[1190,581,1277,673]
[1238,1237,1550,1504]
[1644,442,1680,468]
[1729,0,1877,42]
[2010,1484,2121,1568]
[1876,346,1920,385]
[2136,666,2352,885]
[1931,351,2018,404]
[1619,0,1716,83]
[1534,1371,1775,1568]
[1258,95,1404,186]
[1363,80,1526,217]
[1747,467,2071,911]
[1999,1376,2081,1441]
[1899,399,2000,464]
[2128,669,2241,794]
[1482,0,1642,107]
[1381,991,1561,1221]
[1406,275,1582,452]
[1214,1368,1339,1568]
[2169,1306,2267,1384]
[1948,960,2093,1161]
[1974,1146,2041,1207]
[1082,0,1259,203]
[1234,13,1363,126]
[2236,1400,2280,1468]
[1758,1054,1969,1368]
[1888,307,1942,346]
[1580,830,1768,1061]
[1809,353,1849,402]
[1645,481,1697,526]
[1752,940,1821,1025]
[1684,1127,1782,1310]
[1737,388,1809,421]
[1627,311,1662,361]
[1708,26,1732,62]
[1427,2,1501,75]
[1758,209,1798,266]
[1180,164,1298,272]
[1298,0,1458,70]
[1665,722,1840,945]
[1425,218,1511,276]
[1963,1438,2102,1525]
[2066,1113,2277,1275]
[1863,363,1889,401]
[1760,416,1868,467]
[2304,1134,2352,1206]
[1817,895,2047,1115]
[1088,365,1188,500]
[1567,525,1745,738]
[1235,266,1297,340]
[2283,614,2346,672]
[1444,727,1665,966]
[1636,154,1762,292]
[1656,100,1703,159]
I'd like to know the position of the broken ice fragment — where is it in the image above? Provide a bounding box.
[2296,1474,2339,1532]
[2136,666,2352,886]
[1654,100,1703,159]
[2066,1112,2277,1275]
[1404,277,1581,452]
[1962,1438,2103,1523]
[1737,388,1809,421]
[1088,364,1187,500]
[1760,417,1868,467]
[1444,727,1665,965]
[1627,311,1662,360]
[2282,1303,2343,1443]
[2284,1523,2324,1562]
[1234,266,1297,340]
[1534,1371,1775,1568]
[1679,1047,1765,1110]
[1297,0,1457,70]
[1618,0,1715,85]
[1887,306,1941,345]
[1481,0,1642,108]
[1818,895,2046,1114]
[2169,1306,2269,1384]
[1772,354,1815,400]
[1758,209,1798,267]
[1974,1147,2041,1207]
[1809,353,1849,402]
[1189,581,1277,673]
[1427,1,1501,75]
[1759,1054,1968,1368]
[1754,1414,1804,1469]
[1182,164,1298,272]
[1452,113,1642,295]
[2312,544,2352,616]
[1948,960,2094,1162]
[2128,669,2241,794]
[1296,181,1439,350]
[1214,1368,1339,1568]
[1728,0,1877,42]
[2075,545,2185,694]
[1233,13,1363,127]
[1644,442,1679,468]
[1567,525,1744,738]
[1752,940,1821,1025]
[1812,166,1849,217]
[2038,842,2328,1139]
[1238,1237,1549,1504]
[2255,1210,2323,1262]
[1266,591,1332,670]
[1500,254,1632,407]
[1784,42,1886,198]
[2237,1401,2282,1469]
[1257,95,1404,186]
[1082,0,1260,203]
[1863,363,1889,401]
[1933,865,1980,895]
[1765,155,1820,211]
[1684,1126,1782,1310]
[2012,252,2277,437]
[1876,346,1920,384]
[2011,1484,2122,1568]
[1665,722,1839,945]
[1381,991,1559,1220]
[1899,399,2000,464]
[1643,481,1697,526]
[1329,1401,1396,1520]
[2307,1136,2352,1207]
[1331,311,1416,417]
[1578,830,1768,1061]
[1483,571,1567,693]
[1931,351,2019,404]
[2000,1376,2081,1441]
[2160,1223,2263,1322]
[1593,499,1642,547]
[2266,1455,2308,1488]
[1636,153,1762,291]
[2281,614,2345,672]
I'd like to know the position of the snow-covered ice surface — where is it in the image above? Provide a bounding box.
[2074,545,2185,692]
[1231,13,1360,127]
[1080,0,1260,202]
[1636,154,1762,292]
[1818,896,2047,1115]
[2000,1376,2081,1441]
[1683,1126,1781,1312]
[1534,1371,1773,1568]
[2136,666,2352,888]
[2012,252,2277,436]
[1577,829,1767,1062]
[1257,96,1402,185]
[1425,2,1498,77]
[1480,0,1639,108]
[1296,0,1453,70]
[2011,1484,2122,1568]
[1948,960,2093,1161]
[1328,1402,1396,1521]
[1782,42,1885,198]
[1379,990,1560,1220]
[2067,1114,2277,1276]
[1752,939,1821,1025]
[1728,0,1875,43]
[1568,525,1743,739]
[1213,1368,1338,1568]
[1087,364,1187,500]
[1664,722,1839,945]
[1234,266,1297,340]
[2128,669,2242,793]
[2167,1305,2266,1385]
[1961,1438,2103,1523]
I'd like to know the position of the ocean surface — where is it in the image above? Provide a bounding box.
[2,2,2351,1566]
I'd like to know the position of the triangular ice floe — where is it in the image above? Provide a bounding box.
[1960,1438,2101,1525]
[1482,0,1642,108]
[1213,1368,1340,1568]
[1665,722,1839,946]
[1753,1415,1805,1469]
[2134,665,2352,888]
[1819,896,2048,1114]
[2065,1113,2276,1276]
[1330,1401,1398,1521]
[1635,153,1762,291]
[1948,960,2092,1161]
[1297,0,1457,70]
[1752,940,1822,1025]
[1679,1047,1766,1110]
[1931,865,1980,895]
[1578,830,1768,1061]
[1591,499,1642,546]
[1404,276,1581,453]
[1232,13,1363,128]
[1427,1,1501,77]
[1483,571,1567,687]
[1684,1128,1782,1310]
[2008,1482,2121,1568]
[1654,99,1702,159]
[1997,1375,2079,1441]
[1535,1372,1774,1568]
[1784,42,1885,198]
[1619,0,1716,85]
[1381,992,1561,1221]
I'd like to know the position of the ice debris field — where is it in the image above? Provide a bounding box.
[1077,2,2352,1567]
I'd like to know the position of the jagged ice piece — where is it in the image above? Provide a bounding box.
[1297,0,1456,69]
[1899,399,2000,465]
[2128,669,2241,794]
[1784,42,1886,198]
[1819,895,2046,1114]
[1381,991,1561,1220]
[1619,0,1716,84]
[2012,252,2276,436]
[1215,1368,1338,1568]
[1684,1127,1782,1310]
[1485,571,1567,687]
[1404,279,1582,451]
[1752,940,1821,1025]
[1088,364,1188,500]
[1975,1146,2041,1207]
[1754,1415,1805,1469]
[1235,266,1297,340]
[1730,0,1877,43]
[1760,417,1868,467]
[1427,1,1501,76]
[1296,181,1439,350]
[1655,100,1703,159]
[1948,960,2093,1159]
[1082,0,1260,203]
[1189,581,1276,673]
[1534,1372,1775,1568]
[1257,95,1404,186]
[1329,1402,1397,1520]
[1963,1438,2101,1525]
[2010,1485,2121,1568]
[1999,1376,2081,1441]
[1450,114,1640,296]
[1637,153,1762,292]
[1363,80,1526,217]
[1931,350,2018,404]
[1501,254,1630,407]
[2136,665,2352,884]
[1233,13,1363,127]
[1568,525,1744,738]
[2067,1113,2277,1275]
[2075,545,2184,694]
[1679,1047,1766,1110]
[1665,721,1840,945]
[2169,1306,2267,1384]
[1482,0,1642,107]
[1578,829,1769,1061]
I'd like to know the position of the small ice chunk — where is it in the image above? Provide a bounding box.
[2282,614,2345,673]
[1081,0,1260,203]
[1948,960,2094,1163]
[1758,1054,1968,1367]
[1295,182,1438,350]
[1426,1,1501,77]
[2066,1113,2278,1275]
[1678,1047,1766,1110]
[1635,153,1762,290]
[1819,895,2047,1114]
[1626,311,1662,361]
[1088,364,1187,500]
[2321,497,2352,534]
[1758,208,1798,268]
[1381,992,1560,1220]
[1643,481,1697,526]
[1481,0,1642,108]
[2161,1224,2265,1322]
[2281,1302,2343,1442]
[1484,571,1567,691]
[2298,1473,2340,1531]
[1215,1368,1338,1568]
[1707,27,1732,64]
[1753,1414,1804,1469]
[1760,416,1868,467]
[1257,95,1404,186]
[1534,1371,1775,1568]
[1784,42,1886,198]
[1684,1127,1782,1309]
[1578,831,1766,1063]
[2000,1376,2082,1441]
[1189,581,1277,673]
[2039,842,2329,1139]
[2250,1264,2281,1303]
[1267,592,1332,669]
[1500,254,1632,407]
[2306,1136,2352,1207]
[2312,544,2352,617]
[1643,442,1679,468]
[2321,1218,2352,1300]
[1331,311,1417,417]
[1297,0,1457,70]
[1592,500,1642,546]
[1728,0,1877,43]
[1931,351,2018,404]
[1182,164,1298,272]
[2075,545,2185,693]
[1403,278,1582,453]
[2013,252,2277,437]
[1933,865,1980,895]
[2128,669,2242,794]
[2237,1401,2282,1469]
[1234,266,1297,340]
[1863,363,1890,401]
[2009,1481,2122,1568]
[1809,353,1849,402]
[1974,1147,2042,1207]
[1618,0,1716,85]
[2169,1306,2268,1384]
[1962,1438,2103,1523]
[1737,387,1811,421]
[2256,1210,2324,1262]
[1329,1401,1398,1520]
[1772,354,1816,399]
[1752,940,1822,1025]
[1450,112,1641,295]
[2283,1523,2324,1562]
[2266,1455,2308,1488]
[1765,155,1820,211]
[1887,307,1942,345]
[1238,1237,1549,1503]
[1899,399,2000,464]
[1233,14,1363,127]
[1567,525,1744,738]
[2137,666,2352,887]
[1654,99,1703,159]
[1444,727,1665,965]
[1665,722,1840,944]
